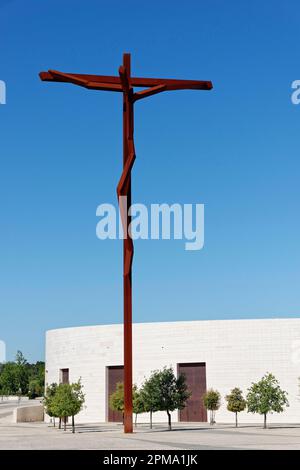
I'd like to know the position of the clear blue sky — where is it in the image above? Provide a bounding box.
[1,0,299,362]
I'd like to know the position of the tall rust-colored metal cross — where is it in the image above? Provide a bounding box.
[39,53,213,433]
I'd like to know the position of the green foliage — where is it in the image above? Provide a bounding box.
[246,373,289,428]
[139,372,161,428]
[109,383,145,425]
[109,382,124,414]
[52,380,85,418]
[140,375,160,411]
[28,361,45,398]
[109,369,190,430]
[28,378,44,399]
[15,351,27,366]
[149,367,190,430]
[0,362,19,396]
[44,381,85,432]
[203,389,221,411]
[50,380,85,432]
[203,389,221,424]
[132,386,146,426]
[226,387,246,413]
[44,383,59,421]
[0,351,45,397]
[132,386,145,414]
[225,387,246,427]
[15,351,28,395]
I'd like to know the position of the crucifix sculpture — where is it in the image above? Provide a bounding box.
[39,53,213,433]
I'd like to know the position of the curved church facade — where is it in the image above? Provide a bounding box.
[45,318,300,424]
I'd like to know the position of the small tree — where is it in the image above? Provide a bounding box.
[133,386,146,427]
[152,367,190,430]
[140,374,161,429]
[43,383,58,427]
[203,389,221,425]
[15,351,29,396]
[246,373,289,429]
[51,380,85,432]
[69,380,85,433]
[109,382,124,422]
[109,383,145,426]
[225,387,246,427]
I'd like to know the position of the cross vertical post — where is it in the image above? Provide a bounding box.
[121,53,134,433]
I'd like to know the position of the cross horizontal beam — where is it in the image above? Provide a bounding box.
[39,70,213,92]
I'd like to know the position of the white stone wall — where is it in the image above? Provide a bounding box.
[13,404,44,423]
[45,318,300,424]
[0,396,29,402]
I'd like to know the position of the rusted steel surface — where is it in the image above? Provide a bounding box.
[178,363,207,422]
[117,53,134,433]
[39,70,212,91]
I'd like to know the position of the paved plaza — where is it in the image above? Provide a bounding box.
[1,400,300,450]
[1,421,300,450]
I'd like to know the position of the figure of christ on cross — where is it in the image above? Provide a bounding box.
[39,53,213,433]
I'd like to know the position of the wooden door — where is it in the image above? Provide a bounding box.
[107,365,124,422]
[178,363,207,422]
[60,368,69,384]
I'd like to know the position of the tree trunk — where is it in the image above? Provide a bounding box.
[150,410,152,429]
[72,415,75,433]
[59,417,61,429]
[167,411,172,431]
[64,417,67,431]
[53,417,55,428]
[235,412,238,428]
[263,413,267,429]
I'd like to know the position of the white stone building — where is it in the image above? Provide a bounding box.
[45,318,300,424]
